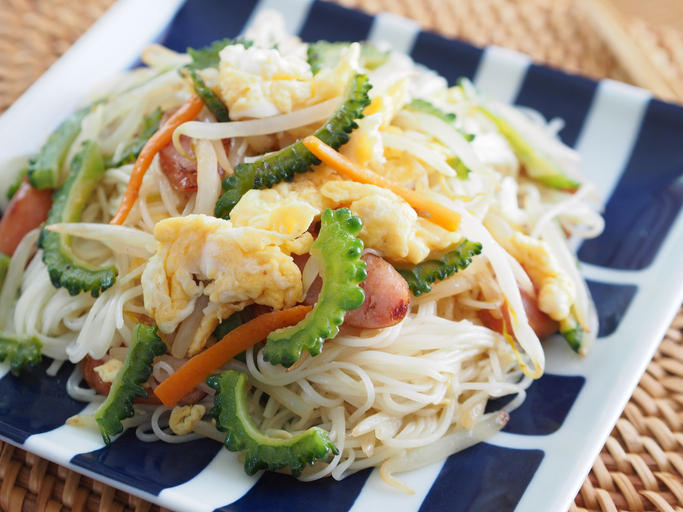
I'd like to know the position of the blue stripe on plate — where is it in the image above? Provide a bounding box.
[410,31,483,84]
[299,1,373,42]
[0,362,84,444]
[587,280,637,337]
[418,443,544,512]
[514,66,597,147]
[486,374,585,436]
[71,429,221,496]
[215,468,372,512]
[160,0,259,51]
[579,99,683,270]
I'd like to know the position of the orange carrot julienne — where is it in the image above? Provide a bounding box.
[303,136,460,231]
[153,305,312,408]
[110,95,205,225]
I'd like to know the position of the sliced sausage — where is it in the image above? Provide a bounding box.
[0,181,52,256]
[159,136,198,191]
[344,254,410,329]
[301,253,410,329]
[80,356,110,396]
[479,288,558,339]
[158,136,230,192]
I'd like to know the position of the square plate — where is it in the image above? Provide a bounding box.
[1,0,682,511]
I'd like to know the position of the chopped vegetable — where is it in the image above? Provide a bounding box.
[105,108,162,168]
[447,156,470,180]
[264,208,366,367]
[94,324,167,445]
[307,41,389,74]
[405,99,475,141]
[186,68,230,122]
[187,38,252,70]
[212,311,243,341]
[396,239,482,296]
[154,305,311,408]
[110,95,204,225]
[214,74,371,219]
[0,253,9,288]
[28,105,92,189]
[559,312,583,354]
[303,135,461,232]
[406,99,455,124]
[40,141,117,297]
[478,106,580,190]
[208,370,338,476]
[6,168,27,200]
[0,333,42,376]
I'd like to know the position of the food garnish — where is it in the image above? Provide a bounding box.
[264,208,366,367]
[208,370,339,476]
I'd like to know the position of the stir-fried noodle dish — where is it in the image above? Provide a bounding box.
[0,12,604,490]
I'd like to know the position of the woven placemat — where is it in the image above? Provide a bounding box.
[0,1,682,511]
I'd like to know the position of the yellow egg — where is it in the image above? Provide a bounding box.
[505,232,576,321]
[217,42,359,120]
[320,181,460,264]
[141,214,306,347]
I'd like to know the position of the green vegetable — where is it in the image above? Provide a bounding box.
[0,253,10,289]
[307,41,389,74]
[94,324,167,445]
[6,168,27,200]
[213,312,243,340]
[187,38,253,70]
[208,370,338,476]
[407,99,456,124]
[39,140,117,297]
[105,108,162,168]
[0,333,42,376]
[478,106,580,190]
[264,208,366,367]
[406,99,475,141]
[446,156,470,180]
[27,105,92,189]
[186,68,230,122]
[215,73,371,218]
[397,239,482,296]
[559,313,583,354]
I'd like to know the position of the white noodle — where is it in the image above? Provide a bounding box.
[173,97,339,148]
[193,139,221,215]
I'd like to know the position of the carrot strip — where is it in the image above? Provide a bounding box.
[110,95,205,225]
[303,136,460,231]
[153,305,312,408]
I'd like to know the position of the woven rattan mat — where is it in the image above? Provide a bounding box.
[1,1,682,511]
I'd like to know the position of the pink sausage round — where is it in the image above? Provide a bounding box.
[303,253,410,329]
[344,254,410,329]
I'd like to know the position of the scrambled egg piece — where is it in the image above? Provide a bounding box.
[169,404,206,436]
[94,359,122,383]
[505,232,575,321]
[365,78,410,127]
[230,178,333,236]
[321,181,459,264]
[374,148,430,190]
[141,214,305,338]
[341,113,385,169]
[230,172,458,265]
[218,44,311,119]
[218,42,358,120]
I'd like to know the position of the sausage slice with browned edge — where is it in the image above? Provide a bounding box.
[0,181,52,256]
[303,253,410,330]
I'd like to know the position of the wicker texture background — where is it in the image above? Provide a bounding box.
[0,0,682,511]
